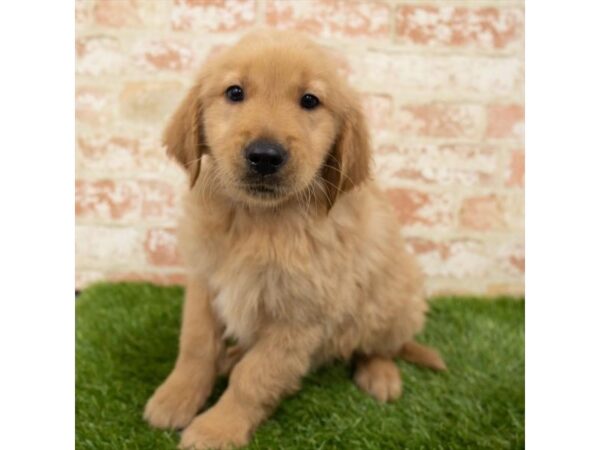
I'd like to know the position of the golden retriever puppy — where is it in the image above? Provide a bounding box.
[144,30,445,450]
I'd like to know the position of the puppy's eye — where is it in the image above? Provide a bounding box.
[300,93,319,110]
[225,85,244,102]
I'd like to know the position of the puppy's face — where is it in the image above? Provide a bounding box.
[164,31,371,209]
[201,39,337,206]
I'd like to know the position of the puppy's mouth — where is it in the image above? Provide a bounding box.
[242,182,285,199]
[248,184,277,196]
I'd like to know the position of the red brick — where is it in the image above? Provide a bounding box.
[119,81,185,123]
[266,0,390,39]
[76,225,145,267]
[496,240,525,277]
[459,194,505,230]
[510,255,524,273]
[75,179,177,222]
[486,104,524,139]
[92,0,171,28]
[75,270,105,290]
[406,237,493,278]
[75,0,93,26]
[94,0,142,27]
[396,6,524,51]
[375,144,498,187]
[506,149,525,187]
[76,134,186,183]
[406,238,450,259]
[134,39,194,71]
[386,188,453,227]
[144,228,182,266]
[503,192,524,231]
[75,86,115,125]
[78,135,157,172]
[397,104,484,138]
[172,0,257,32]
[346,52,523,99]
[76,36,125,76]
[362,94,393,131]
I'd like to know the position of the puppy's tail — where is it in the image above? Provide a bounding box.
[398,341,447,371]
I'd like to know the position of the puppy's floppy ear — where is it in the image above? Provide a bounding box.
[322,96,372,209]
[162,83,205,188]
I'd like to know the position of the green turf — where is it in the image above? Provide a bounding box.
[76,282,524,450]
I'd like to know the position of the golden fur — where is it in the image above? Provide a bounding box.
[144,30,445,450]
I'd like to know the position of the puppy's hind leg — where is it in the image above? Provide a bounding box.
[353,355,402,403]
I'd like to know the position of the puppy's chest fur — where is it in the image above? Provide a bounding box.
[181,193,374,347]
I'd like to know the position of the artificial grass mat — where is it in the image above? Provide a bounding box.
[76,282,524,450]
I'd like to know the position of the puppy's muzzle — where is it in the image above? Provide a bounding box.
[244,139,288,176]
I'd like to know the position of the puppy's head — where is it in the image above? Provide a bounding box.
[164,30,371,209]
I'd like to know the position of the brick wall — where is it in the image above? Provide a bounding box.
[75,0,525,297]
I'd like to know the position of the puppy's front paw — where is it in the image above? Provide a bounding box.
[179,408,251,450]
[144,369,212,430]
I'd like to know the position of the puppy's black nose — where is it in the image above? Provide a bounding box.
[244,139,288,175]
